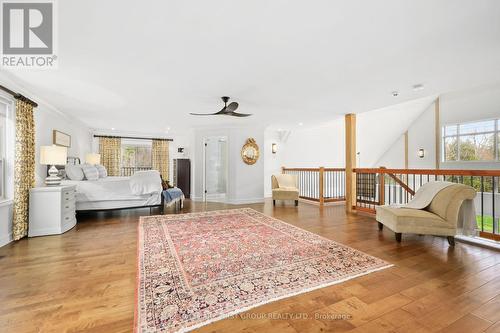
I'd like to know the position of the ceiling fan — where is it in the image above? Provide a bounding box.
[190,96,252,117]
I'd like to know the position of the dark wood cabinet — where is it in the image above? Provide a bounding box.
[173,159,191,198]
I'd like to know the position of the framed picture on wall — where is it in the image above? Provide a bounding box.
[53,130,71,148]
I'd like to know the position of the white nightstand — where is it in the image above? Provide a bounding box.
[28,185,77,237]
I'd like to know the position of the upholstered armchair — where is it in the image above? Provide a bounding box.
[272,174,299,206]
[376,183,476,246]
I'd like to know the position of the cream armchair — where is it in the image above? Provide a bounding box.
[272,174,299,206]
[376,183,476,246]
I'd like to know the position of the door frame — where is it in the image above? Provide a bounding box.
[202,135,229,202]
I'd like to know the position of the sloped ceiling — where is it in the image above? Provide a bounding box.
[1,0,500,134]
[357,96,436,167]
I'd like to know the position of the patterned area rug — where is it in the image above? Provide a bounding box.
[136,208,391,332]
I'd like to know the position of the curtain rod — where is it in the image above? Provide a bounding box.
[93,134,173,142]
[0,84,38,107]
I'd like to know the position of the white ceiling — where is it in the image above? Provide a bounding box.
[2,0,500,134]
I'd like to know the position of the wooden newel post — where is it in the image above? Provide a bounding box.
[345,114,357,213]
[281,166,285,174]
[319,167,325,206]
[379,166,386,206]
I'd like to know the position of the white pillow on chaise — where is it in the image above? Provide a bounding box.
[65,164,84,181]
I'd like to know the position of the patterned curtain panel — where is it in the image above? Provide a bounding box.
[13,100,35,240]
[99,137,121,176]
[152,139,169,180]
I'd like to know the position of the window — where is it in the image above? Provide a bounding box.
[443,119,498,162]
[120,140,152,176]
[0,103,6,199]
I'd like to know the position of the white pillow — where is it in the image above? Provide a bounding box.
[95,164,107,178]
[81,164,99,181]
[65,164,84,181]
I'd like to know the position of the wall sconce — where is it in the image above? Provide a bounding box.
[418,148,425,158]
[272,143,278,154]
[177,147,184,153]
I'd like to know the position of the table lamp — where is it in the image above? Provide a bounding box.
[85,153,101,165]
[40,145,67,186]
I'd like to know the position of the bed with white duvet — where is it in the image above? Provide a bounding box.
[61,170,163,211]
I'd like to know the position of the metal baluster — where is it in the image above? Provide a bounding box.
[481,176,484,232]
[493,176,497,235]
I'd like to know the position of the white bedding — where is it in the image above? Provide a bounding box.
[61,176,162,210]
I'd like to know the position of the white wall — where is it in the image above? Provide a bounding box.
[0,97,92,248]
[263,129,283,197]
[375,135,405,168]
[275,97,435,171]
[280,119,345,168]
[192,127,265,204]
[376,83,500,170]
[408,102,436,168]
[358,96,435,168]
[35,107,92,185]
[168,133,192,182]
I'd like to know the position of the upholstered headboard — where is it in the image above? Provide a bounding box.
[46,156,81,177]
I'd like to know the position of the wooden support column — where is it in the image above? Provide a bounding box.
[435,97,440,169]
[319,167,325,207]
[379,166,386,206]
[345,114,356,213]
[404,131,409,169]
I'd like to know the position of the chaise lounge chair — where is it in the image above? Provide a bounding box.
[375,183,476,246]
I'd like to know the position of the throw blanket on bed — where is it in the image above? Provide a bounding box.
[129,170,162,195]
[162,188,185,207]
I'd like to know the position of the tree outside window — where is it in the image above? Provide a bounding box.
[443,120,497,162]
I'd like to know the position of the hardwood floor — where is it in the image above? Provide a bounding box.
[1,200,499,332]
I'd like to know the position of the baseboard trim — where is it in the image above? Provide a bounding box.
[191,197,265,205]
[456,235,500,252]
[227,198,265,205]
[0,232,13,248]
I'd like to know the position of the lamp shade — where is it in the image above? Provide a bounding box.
[40,145,67,165]
[85,153,101,165]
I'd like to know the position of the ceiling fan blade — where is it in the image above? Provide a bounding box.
[226,102,239,112]
[229,112,252,117]
[214,106,228,114]
[189,112,219,116]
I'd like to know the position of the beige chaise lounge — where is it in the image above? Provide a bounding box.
[376,183,476,246]
[272,174,299,206]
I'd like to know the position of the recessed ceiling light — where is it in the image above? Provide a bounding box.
[391,91,399,97]
[413,84,425,91]
[111,127,115,131]
[298,122,303,126]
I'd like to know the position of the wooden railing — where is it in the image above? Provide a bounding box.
[120,166,152,176]
[354,168,500,241]
[282,167,346,205]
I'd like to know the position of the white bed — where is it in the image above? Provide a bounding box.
[61,176,162,211]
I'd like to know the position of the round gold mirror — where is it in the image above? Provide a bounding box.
[241,138,260,165]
